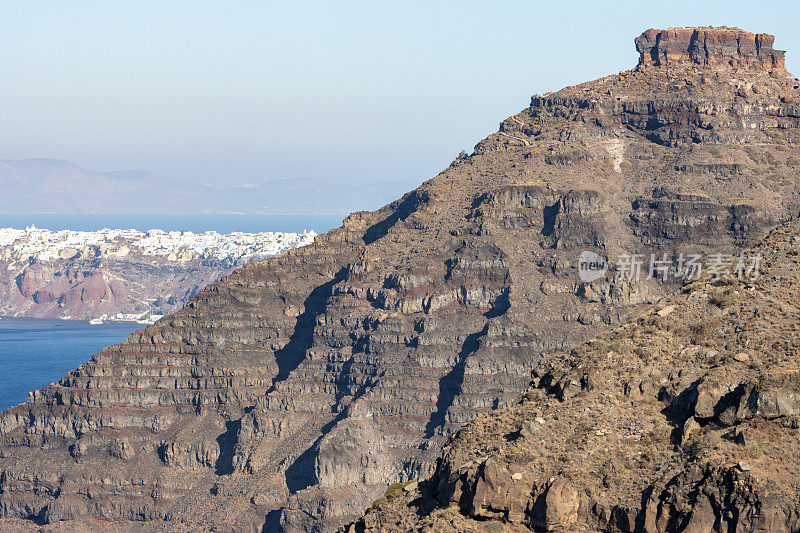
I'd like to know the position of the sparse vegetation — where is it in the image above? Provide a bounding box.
[369,480,415,510]
[689,319,720,343]
[709,287,740,309]
[369,496,388,510]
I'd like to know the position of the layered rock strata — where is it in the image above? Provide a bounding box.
[635,27,786,72]
[348,215,800,533]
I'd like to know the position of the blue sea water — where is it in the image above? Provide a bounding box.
[0,213,344,234]
[0,319,140,411]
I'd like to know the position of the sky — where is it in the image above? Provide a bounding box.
[2,0,799,187]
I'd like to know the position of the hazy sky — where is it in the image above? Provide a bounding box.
[2,1,799,186]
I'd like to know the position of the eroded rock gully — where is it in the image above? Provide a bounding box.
[4,26,800,532]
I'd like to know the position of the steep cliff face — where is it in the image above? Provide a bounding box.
[348,215,800,533]
[3,27,800,532]
[3,259,215,319]
[635,27,786,71]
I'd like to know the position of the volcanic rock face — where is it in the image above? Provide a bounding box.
[3,26,800,532]
[349,217,800,533]
[635,27,786,72]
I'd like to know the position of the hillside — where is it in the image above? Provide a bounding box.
[2,26,800,532]
[348,212,800,533]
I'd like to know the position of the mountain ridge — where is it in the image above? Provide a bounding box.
[0,157,418,215]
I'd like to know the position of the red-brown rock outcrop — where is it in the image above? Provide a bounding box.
[635,27,786,72]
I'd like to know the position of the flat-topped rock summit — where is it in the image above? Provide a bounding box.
[635,26,786,72]
[3,27,800,532]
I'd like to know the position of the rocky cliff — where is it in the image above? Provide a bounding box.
[635,27,785,71]
[347,211,800,533]
[3,26,800,532]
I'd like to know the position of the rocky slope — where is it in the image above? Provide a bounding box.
[3,26,800,532]
[348,210,800,533]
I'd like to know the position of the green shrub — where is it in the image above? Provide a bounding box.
[370,496,389,509]
[384,480,415,502]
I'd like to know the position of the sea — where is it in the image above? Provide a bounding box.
[0,319,141,411]
[0,214,344,412]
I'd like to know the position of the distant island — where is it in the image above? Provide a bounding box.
[0,226,316,320]
[0,158,418,215]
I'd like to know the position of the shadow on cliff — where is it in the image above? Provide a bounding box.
[263,509,281,532]
[268,268,347,393]
[363,191,426,245]
[284,370,384,494]
[424,324,488,439]
[215,419,242,475]
[215,269,347,478]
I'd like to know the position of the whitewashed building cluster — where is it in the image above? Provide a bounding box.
[0,226,317,264]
